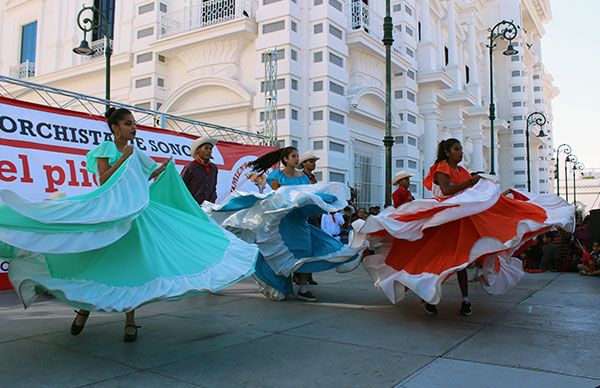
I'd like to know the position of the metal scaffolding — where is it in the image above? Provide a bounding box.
[263,48,279,146]
[0,75,269,145]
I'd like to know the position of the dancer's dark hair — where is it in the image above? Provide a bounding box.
[435,138,461,164]
[248,146,298,174]
[104,107,133,133]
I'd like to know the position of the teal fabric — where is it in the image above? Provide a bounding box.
[85,141,121,174]
[0,146,258,312]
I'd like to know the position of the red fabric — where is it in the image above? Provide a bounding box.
[384,195,548,275]
[423,162,472,191]
[393,186,414,208]
[0,274,12,291]
[192,158,213,173]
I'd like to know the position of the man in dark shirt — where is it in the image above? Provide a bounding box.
[181,137,218,206]
[392,170,414,208]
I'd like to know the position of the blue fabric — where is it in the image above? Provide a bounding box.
[315,192,337,204]
[254,254,293,295]
[296,254,359,273]
[218,193,271,211]
[267,169,310,186]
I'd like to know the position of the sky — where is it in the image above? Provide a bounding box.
[541,0,600,169]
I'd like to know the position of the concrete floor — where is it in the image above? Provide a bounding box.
[0,269,599,388]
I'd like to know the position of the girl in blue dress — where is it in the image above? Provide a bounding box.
[205,147,362,302]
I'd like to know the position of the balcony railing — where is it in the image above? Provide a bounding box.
[82,38,113,62]
[348,1,404,56]
[159,0,257,39]
[9,61,35,79]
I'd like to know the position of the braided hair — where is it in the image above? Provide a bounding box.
[248,146,298,175]
[435,138,461,164]
[104,107,133,134]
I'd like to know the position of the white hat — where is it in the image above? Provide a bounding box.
[190,137,217,157]
[299,151,320,165]
[392,170,413,185]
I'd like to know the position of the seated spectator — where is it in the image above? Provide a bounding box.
[357,208,369,220]
[578,241,600,276]
[574,216,592,254]
[553,229,572,272]
[540,233,560,271]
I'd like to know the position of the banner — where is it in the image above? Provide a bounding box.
[0,96,275,290]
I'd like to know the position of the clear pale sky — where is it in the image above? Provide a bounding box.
[542,0,599,169]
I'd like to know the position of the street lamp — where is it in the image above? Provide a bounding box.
[73,4,113,111]
[572,162,585,207]
[382,0,394,206]
[564,154,577,203]
[525,112,547,191]
[487,20,519,175]
[555,143,571,196]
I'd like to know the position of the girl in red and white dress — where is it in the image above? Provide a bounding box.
[351,138,574,316]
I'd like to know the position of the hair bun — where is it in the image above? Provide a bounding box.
[104,107,116,119]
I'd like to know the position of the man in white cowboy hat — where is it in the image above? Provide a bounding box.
[181,136,218,206]
[392,170,414,208]
[298,151,320,184]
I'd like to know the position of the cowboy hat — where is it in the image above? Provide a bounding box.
[392,170,413,185]
[190,137,217,157]
[299,151,320,165]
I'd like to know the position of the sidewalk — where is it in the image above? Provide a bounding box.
[0,269,599,387]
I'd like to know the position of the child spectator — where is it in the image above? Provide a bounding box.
[540,233,560,271]
[578,241,600,276]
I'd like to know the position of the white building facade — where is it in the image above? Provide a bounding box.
[0,0,557,208]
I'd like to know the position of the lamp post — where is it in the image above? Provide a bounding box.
[73,4,112,111]
[382,0,394,207]
[487,20,518,175]
[564,154,577,203]
[555,143,571,196]
[573,162,585,207]
[525,112,547,192]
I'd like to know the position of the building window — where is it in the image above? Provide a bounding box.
[262,49,285,62]
[395,90,403,99]
[292,139,298,148]
[406,91,416,102]
[512,86,522,93]
[291,49,298,61]
[407,114,417,124]
[313,51,323,62]
[263,21,285,34]
[259,109,285,121]
[512,101,522,107]
[395,24,402,32]
[513,143,525,148]
[138,3,154,14]
[511,70,521,77]
[313,111,323,121]
[329,52,344,67]
[329,141,345,153]
[465,65,470,83]
[136,52,153,64]
[158,55,166,63]
[92,0,115,40]
[329,24,343,39]
[405,5,413,16]
[135,101,151,109]
[159,3,167,12]
[135,77,152,88]
[314,23,323,34]
[329,81,344,96]
[444,46,449,65]
[291,21,298,32]
[514,156,525,161]
[513,115,523,121]
[405,26,414,37]
[418,22,421,41]
[407,70,416,80]
[535,98,543,104]
[329,111,345,124]
[330,172,345,183]
[19,21,37,68]
[514,170,526,175]
[291,79,298,91]
[533,74,541,80]
[393,4,402,12]
[395,136,404,144]
[534,86,542,92]
[314,0,323,4]
[354,141,383,209]
[313,81,323,91]
[291,109,299,120]
[313,140,324,150]
[513,130,524,135]
[406,47,414,57]
[407,136,417,146]
[511,55,521,62]
[329,0,342,12]
[399,113,404,121]
[396,159,404,168]
[264,0,283,4]
[157,77,165,87]
[515,184,526,189]
[261,79,285,92]
[408,159,417,169]
[137,27,154,39]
